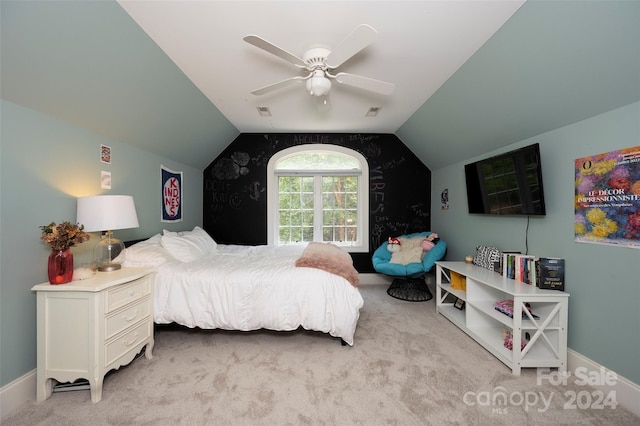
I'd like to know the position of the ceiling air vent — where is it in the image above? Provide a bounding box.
[366,107,381,117]
[257,106,271,116]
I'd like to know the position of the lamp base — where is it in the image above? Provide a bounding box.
[94,231,125,273]
[97,263,122,272]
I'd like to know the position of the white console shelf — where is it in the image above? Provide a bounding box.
[435,261,569,375]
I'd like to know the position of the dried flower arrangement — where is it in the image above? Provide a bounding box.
[39,221,91,251]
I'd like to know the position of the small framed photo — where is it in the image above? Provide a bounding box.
[101,144,111,164]
[454,298,465,310]
[101,171,111,189]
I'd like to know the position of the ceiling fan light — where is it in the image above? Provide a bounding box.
[306,76,331,97]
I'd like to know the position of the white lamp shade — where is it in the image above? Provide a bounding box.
[76,195,139,232]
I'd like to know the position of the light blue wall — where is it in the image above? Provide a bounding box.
[431,102,640,385]
[0,100,202,387]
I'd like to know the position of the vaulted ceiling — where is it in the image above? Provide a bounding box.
[2,1,639,170]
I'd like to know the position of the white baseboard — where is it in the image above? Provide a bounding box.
[0,369,36,422]
[567,348,640,418]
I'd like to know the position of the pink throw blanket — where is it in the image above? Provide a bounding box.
[295,242,359,287]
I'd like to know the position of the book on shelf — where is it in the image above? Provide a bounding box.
[516,255,537,285]
[450,270,466,291]
[536,257,565,291]
[494,300,539,319]
[503,328,530,351]
[501,252,537,286]
[500,252,520,278]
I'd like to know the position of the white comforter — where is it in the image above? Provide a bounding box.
[152,244,364,345]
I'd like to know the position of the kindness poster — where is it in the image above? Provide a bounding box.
[574,146,640,249]
[161,165,183,223]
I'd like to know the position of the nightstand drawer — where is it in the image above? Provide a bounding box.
[105,320,152,366]
[105,296,151,340]
[105,276,150,313]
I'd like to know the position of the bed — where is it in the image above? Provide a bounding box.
[122,227,364,345]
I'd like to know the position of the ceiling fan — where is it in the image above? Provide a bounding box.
[243,24,395,99]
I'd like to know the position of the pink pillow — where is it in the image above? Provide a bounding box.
[420,239,435,251]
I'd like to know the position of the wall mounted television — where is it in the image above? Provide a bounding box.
[465,143,546,216]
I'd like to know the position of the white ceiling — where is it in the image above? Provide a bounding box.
[117,0,525,133]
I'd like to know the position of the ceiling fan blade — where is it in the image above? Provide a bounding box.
[325,24,377,69]
[243,35,306,68]
[251,75,307,96]
[335,72,395,95]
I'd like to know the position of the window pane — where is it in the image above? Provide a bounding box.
[318,175,358,244]
[278,176,315,244]
[345,193,358,209]
[302,193,314,209]
[302,178,314,192]
[302,210,314,226]
[322,177,333,192]
[278,210,289,226]
[302,227,313,242]
[279,177,291,192]
[322,210,333,225]
[288,193,300,208]
[344,176,358,192]
[278,152,359,170]
[278,194,289,209]
[291,210,301,226]
[279,227,290,243]
[291,227,302,242]
[346,210,357,225]
[322,192,334,208]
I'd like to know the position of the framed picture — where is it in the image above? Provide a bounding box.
[454,298,465,310]
[100,171,111,189]
[100,144,111,164]
[161,165,183,223]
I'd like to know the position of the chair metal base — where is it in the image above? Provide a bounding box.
[386,277,433,302]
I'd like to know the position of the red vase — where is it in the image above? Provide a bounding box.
[48,249,74,284]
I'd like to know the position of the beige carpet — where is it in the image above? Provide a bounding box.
[4,283,639,425]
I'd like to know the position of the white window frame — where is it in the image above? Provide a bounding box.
[267,144,369,253]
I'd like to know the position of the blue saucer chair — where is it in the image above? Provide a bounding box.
[372,231,447,301]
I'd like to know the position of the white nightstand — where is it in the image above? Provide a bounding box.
[31,267,154,403]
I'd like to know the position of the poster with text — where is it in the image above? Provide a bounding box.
[574,146,640,249]
[162,165,183,223]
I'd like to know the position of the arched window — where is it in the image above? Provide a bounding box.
[267,144,369,252]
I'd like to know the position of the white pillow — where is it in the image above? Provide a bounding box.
[397,236,425,249]
[160,226,217,262]
[389,246,423,265]
[122,234,173,268]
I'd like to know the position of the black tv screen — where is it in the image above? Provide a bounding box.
[465,143,546,215]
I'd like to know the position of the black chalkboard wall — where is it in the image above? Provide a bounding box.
[203,133,431,273]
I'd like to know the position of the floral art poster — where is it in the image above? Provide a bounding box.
[574,146,640,249]
[161,165,183,223]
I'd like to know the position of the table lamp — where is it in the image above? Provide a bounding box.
[76,195,139,272]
